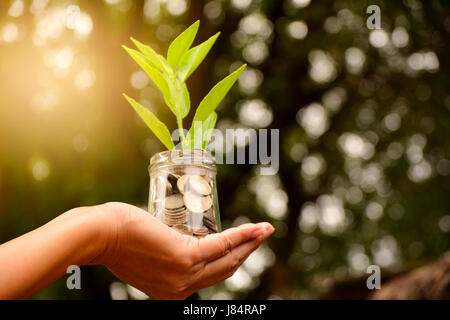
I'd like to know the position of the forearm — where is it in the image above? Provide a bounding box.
[0,207,109,299]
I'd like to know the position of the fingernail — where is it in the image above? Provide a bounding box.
[251,227,265,238]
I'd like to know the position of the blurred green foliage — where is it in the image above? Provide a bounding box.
[0,0,449,299]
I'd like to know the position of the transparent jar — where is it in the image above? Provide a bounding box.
[148,149,221,237]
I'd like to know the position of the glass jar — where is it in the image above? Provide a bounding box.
[148,149,221,237]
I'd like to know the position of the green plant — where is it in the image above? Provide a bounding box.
[123,20,246,151]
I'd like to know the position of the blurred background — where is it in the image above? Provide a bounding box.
[0,0,449,299]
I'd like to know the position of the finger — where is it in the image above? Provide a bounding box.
[203,231,271,278]
[194,232,272,290]
[190,239,261,292]
[195,222,273,263]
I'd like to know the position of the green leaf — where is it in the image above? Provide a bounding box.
[178,32,220,82]
[167,20,200,70]
[180,83,190,119]
[202,112,217,149]
[192,64,246,123]
[186,111,217,149]
[123,94,175,150]
[122,45,172,102]
[130,37,171,74]
[166,80,190,119]
[157,54,173,75]
[160,72,178,115]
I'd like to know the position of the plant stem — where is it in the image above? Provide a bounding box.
[177,116,188,151]
[177,117,185,141]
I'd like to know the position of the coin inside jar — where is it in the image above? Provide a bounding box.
[150,160,220,236]
[203,214,217,231]
[164,194,184,210]
[183,191,212,213]
[186,175,211,196]
[193,227,210,237]
[176,175,190,194]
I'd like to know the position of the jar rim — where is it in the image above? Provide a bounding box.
[149,149,216,170]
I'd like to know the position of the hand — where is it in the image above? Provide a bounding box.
[96,203,274,300]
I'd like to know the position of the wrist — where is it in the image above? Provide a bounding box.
[81,203,129,266]
[63,204,121,266]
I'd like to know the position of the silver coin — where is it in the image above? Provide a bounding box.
[203,215,216,225]
[164,194,185,210]
[165,209,186,214]
[165,211,187,218]
[204,207,215,219]
[165,215,187,223]
[165,217,187,221]
[166,219,187,225]
[165,213,186,218]
[165,215,187,221]
[176,175,190,194]
[193,227,210,237]
[204,221,218,233]
[165,206,187,212]
[201,195,213,211]
[164,207,187,216]
[166,215,187,220]
[184,191,212,213]
[165,210,186,215]
[164,211,187,217]
[203,219,217,232]
[187,175,211,196]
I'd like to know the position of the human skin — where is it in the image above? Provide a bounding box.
[0,202,274,300]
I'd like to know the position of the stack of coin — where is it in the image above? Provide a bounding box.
[163,194,187,226]
[203,208,218,233]
[193,227,210,237]
[155,170,218,237]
